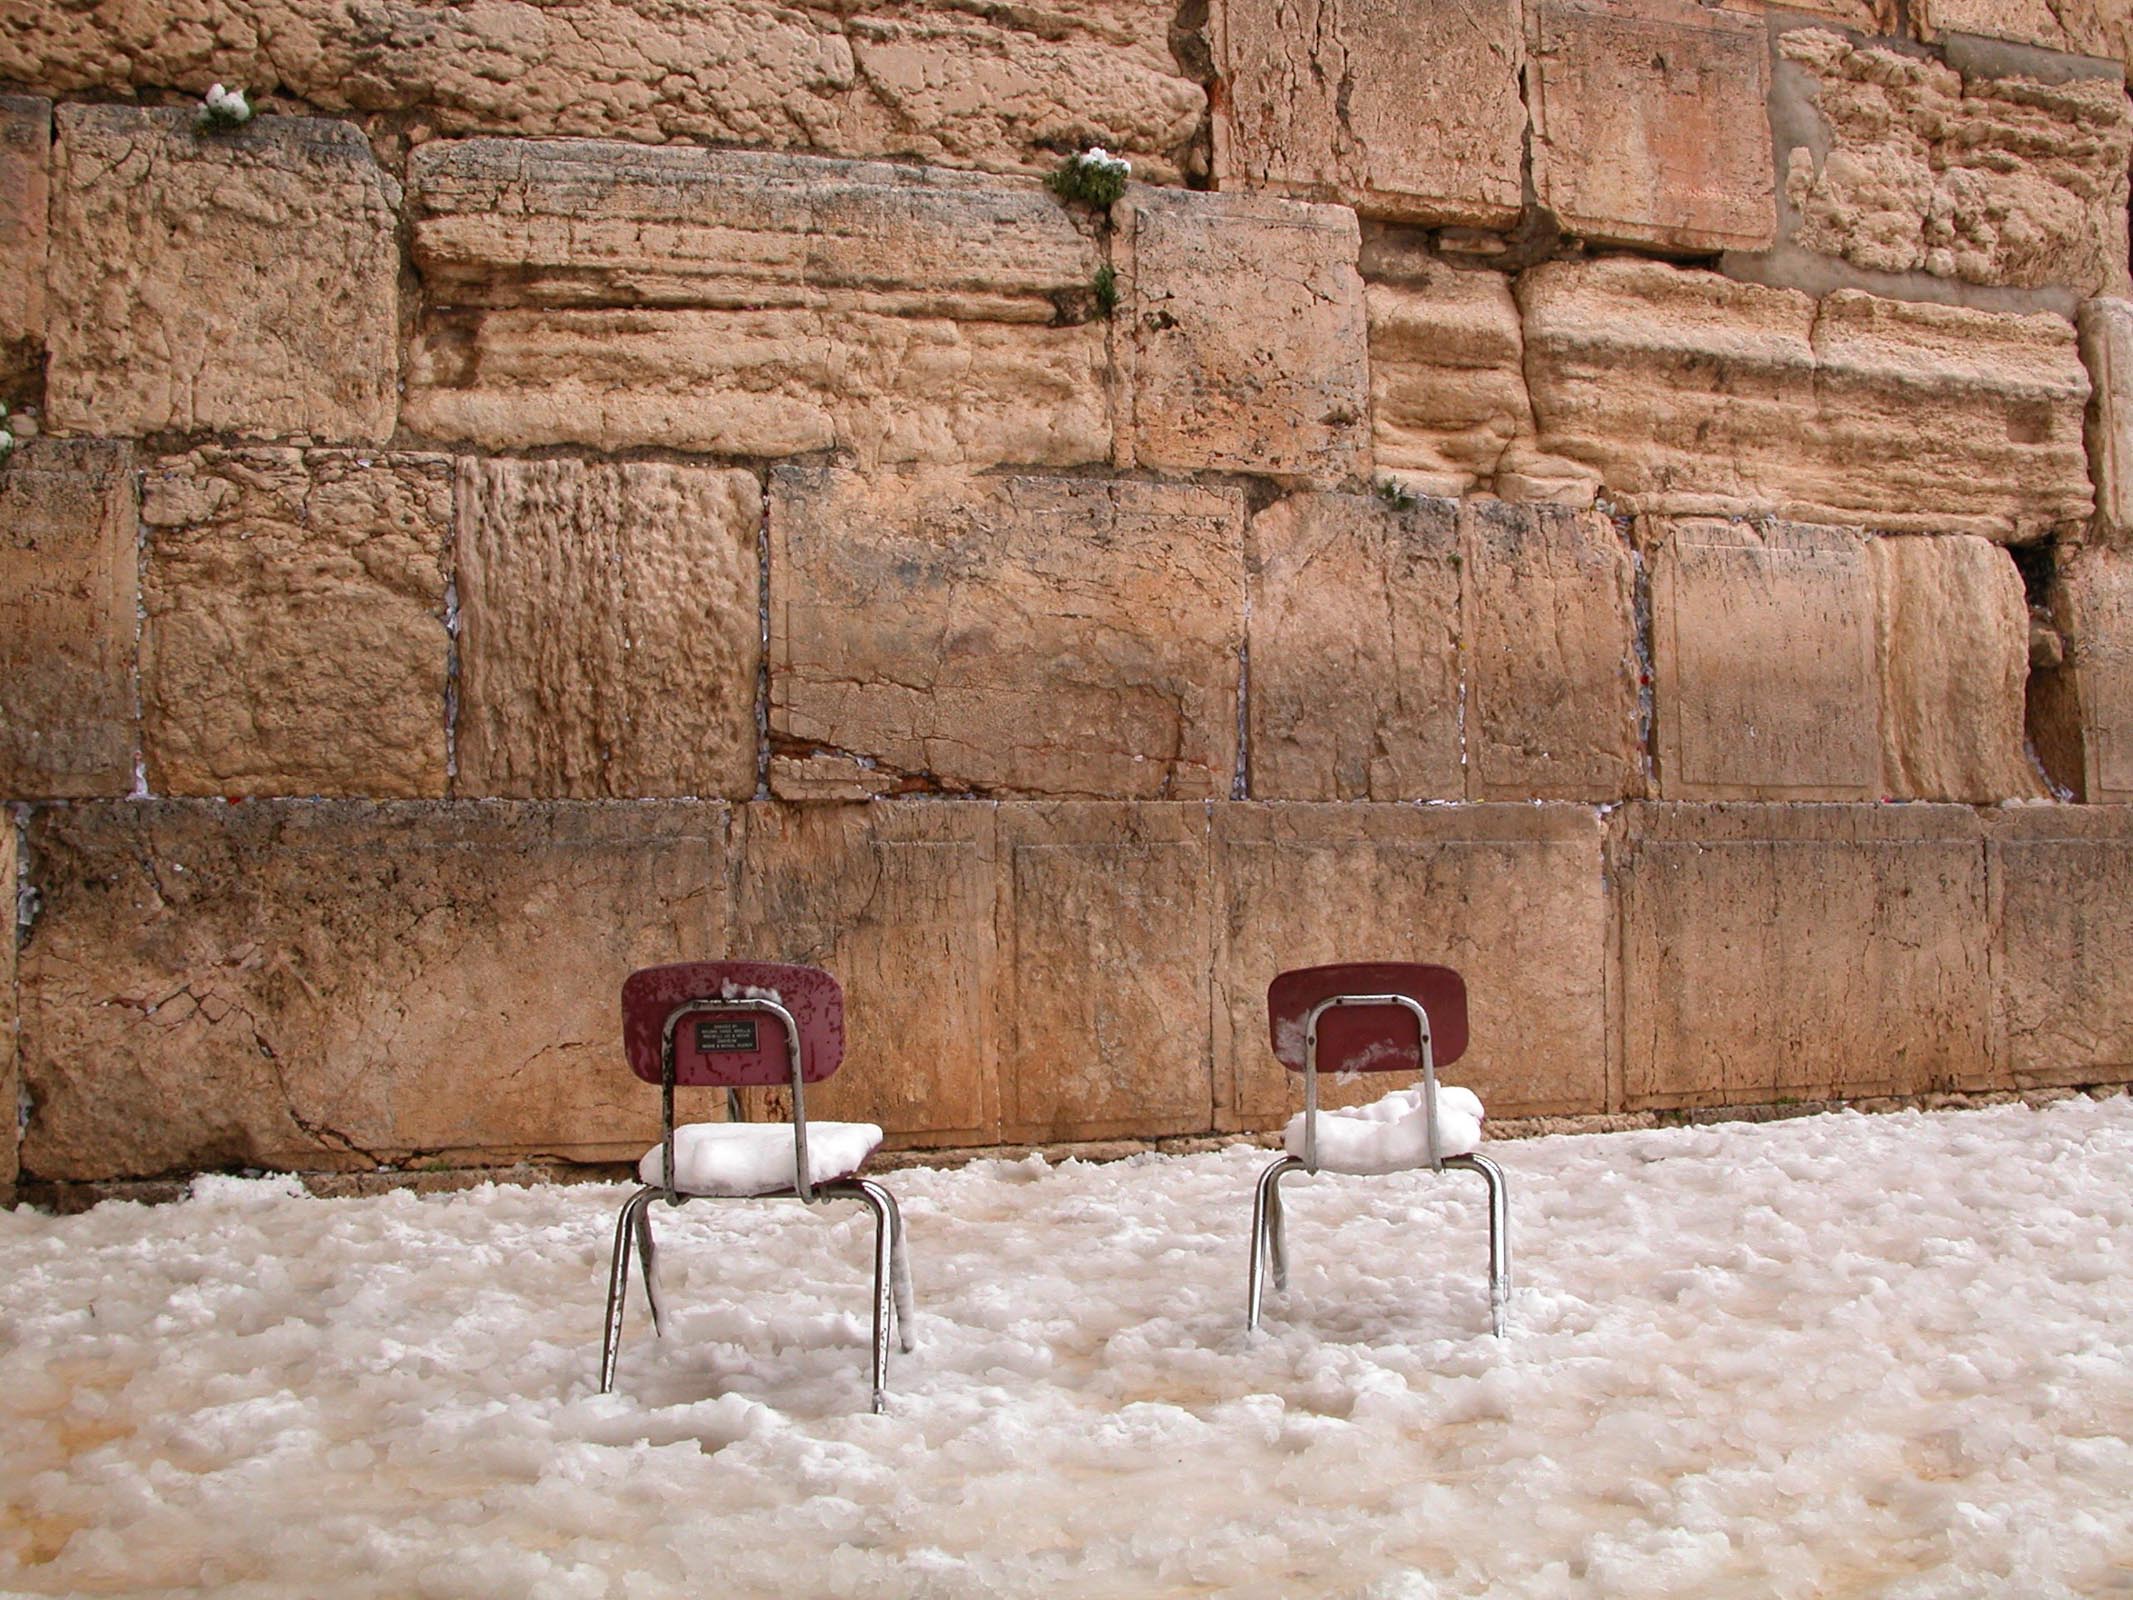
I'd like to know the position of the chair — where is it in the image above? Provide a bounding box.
[599,960,915,1412]
[1247,962,1510,1336]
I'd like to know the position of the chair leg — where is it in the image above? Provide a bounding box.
[846,1179,900,1413]
[601,1187,661,1393]
[877,1184,916,1355]
[1248,1155,1305,1332]
[1445,1152,1511,1337]
[635,1196,666,1337]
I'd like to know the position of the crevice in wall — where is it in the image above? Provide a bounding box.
[754,473,772,804]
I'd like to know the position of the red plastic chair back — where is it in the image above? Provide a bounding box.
[1266,962,1468,1074]
[622,961,845,1088]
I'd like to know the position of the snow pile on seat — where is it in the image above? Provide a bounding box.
[640,1121,882,1196]
[1285,1083,1485,1171]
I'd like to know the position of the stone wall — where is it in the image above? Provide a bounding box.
[5,0,2133,1195]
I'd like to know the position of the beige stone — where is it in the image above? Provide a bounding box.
[2040,546,2133,799]
[998,804,1213,1142]
[46,107,398,443]
[1366,264,1537,498]
[1530,0,1776,253]
[1988,806,2133,1089]
[406,139,1108,468]
[0,96,47,394]
[16,801,729,1180]
[2079,297,2133,543]
[1115,187,1371,485]
[1776,29,2132,297]
[1520,257,2093,540]
[1464,499,1643,800]
[0,440,137,799]
[139,450,450,799]
[1210,0,1524,227]
[455,460,762,801]
[769,467,1245,800]
[1915,0,2130,69]
[2,815,14,1197]
[1614,803,1992,1107]
[733,802,998,1147]
[1213,804,1610,1126]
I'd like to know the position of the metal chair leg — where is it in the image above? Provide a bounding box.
[1445,1152,1511,1336]
[601,1186,660,1393]
[846,1179,899,1413]
[636,1195,667,1336]
[1248,1155,1305,1332]
[877,1183,916,1355]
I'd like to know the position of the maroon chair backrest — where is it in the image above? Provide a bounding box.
[1267,962,1468,1074]
[622,961,845,1088]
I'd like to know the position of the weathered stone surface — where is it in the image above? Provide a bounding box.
[1915,0,2130,73]
[1870,535,2042,801]
[2039,546,2133,799]
[1210,0,1524,227]
[1247,492,1463,802]
[0,1,1201,182]
[0,96,47,395]
[1776,29,2132,297]
[998,804,1212,1142]
[46,107,398,443]
[1366,263,1537,499]
[1650,520,1880,801]
[1213,804,1609,1126]
[456,459,761,801]
[139,450,450,799]
[3,818,15,1197]
[1530,0,1776,253]
[2079,297,2133,542]
[770,468,1245,800]
[1521,257,2093,540]
[17,802,729,1179]
[1615,804,1992,1107]
[733,802,997,1147]
[1464,499,1642,800]
[1989,806,2133,1089]
[405,140,1108,467]
[0,440,137,799]
[1115,187,1370,485]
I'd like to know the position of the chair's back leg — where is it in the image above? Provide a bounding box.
[634,1199,665,1337]
[1445,1152,1511,1336]
[601,1187,659,1393]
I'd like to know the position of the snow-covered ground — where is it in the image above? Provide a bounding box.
[5,1096,2133,1599]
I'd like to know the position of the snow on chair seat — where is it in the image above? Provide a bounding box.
[639,1120,885,1198]
[1281,1084,1486,1175]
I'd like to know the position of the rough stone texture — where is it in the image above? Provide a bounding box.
[455,459,762,801]
[732,802,998,1148]
[1870,535,2043,802]
[3,817,15,1197]
[405,140,1108,468]
[1914,0,2131,75]
[0,440,137,799]
[0,96,47,396]
[769,468,1245,800]
[1776,29,2133,298]
[1366,263,1538,499]
[1529,0,1776,254]
[1213,804,1610,1127]
[2038,546,2133,800]
[1615,804,1992,1107]
[998,804,1212,1142]
[46,107,398,444]
[139,450,451,800]
[0,1,1201,183]
[1247,492,1463,802]
[2079,296,2133,543]
[1115,187,1371,485]
[1464,499,1642,801]
[1521,257,2093,540]
[16,802,730,1180]
[1209,0,1524,227]
[1989,806,2133,1090]
[1650,520,1881,801]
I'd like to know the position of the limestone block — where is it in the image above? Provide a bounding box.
[998,804,1213,1142]
[769,467,1245,800]
[16,801,730,1180]
[1776,29,2132,297]
[1366,264,1536,498]
[1650,520,1881,800]
[1520,257,2093,540]
[1212,804,1609,1126]
[2,818,15,1197]
[405,140,1108,468]
[2079,297,2133,543]
[1247,492,1463,802]
[0,96,47,394]
[1464,500,1643,800]
[732,802,998,1147]
[2040,546,2133,799]
[1914,0,2129,77]
[46,107,398,443]
[456,459,762,801]
[1115,187,1371,485]
[1615,803,1992,1106]
[1530,0,1776,254]
[0,440,137,799]
[1210,0,1524,227]
[1988,807,2133,1089]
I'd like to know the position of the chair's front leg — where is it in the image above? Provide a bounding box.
[844,1179,900,1413]
[634,1194,666,1337]
[1248,1155,1304,1332]
[1445,1152,1511,1336]
[601,1187,660,1393]
[877,1184,916,1355]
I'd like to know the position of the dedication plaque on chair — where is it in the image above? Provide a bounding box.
[695,1019,759,1053]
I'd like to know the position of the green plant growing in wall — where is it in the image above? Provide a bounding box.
[1375,477,1419,511]
[1092,264,1119,318]
[196,83,253,132]
[1048,147,1131,210]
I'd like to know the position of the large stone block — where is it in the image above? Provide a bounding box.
[0,440,137,799]
[769,468,1245,800]
[732,802,998,1147]
[1530,0,1776,254]
[0,95,47,395]
[2038,546,2133,800]
[46,107,398,443]
[1366,262,1538,499]
[1213,804,1610,1126]
[405,140,1109,468]
[139,449,451,799]
[1615,803,1993,1106]
[998,804,1213,1142]
[1915,1,2130,87]
[16,802,729,1180]
[1210,0,1524,227]
[1988,806,2133,1089]
[1521,257,2093,540]
[3,817,15,1197]
[2079,297,2133,543]
[1115,187,1371,485]
[455,459,762,801]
